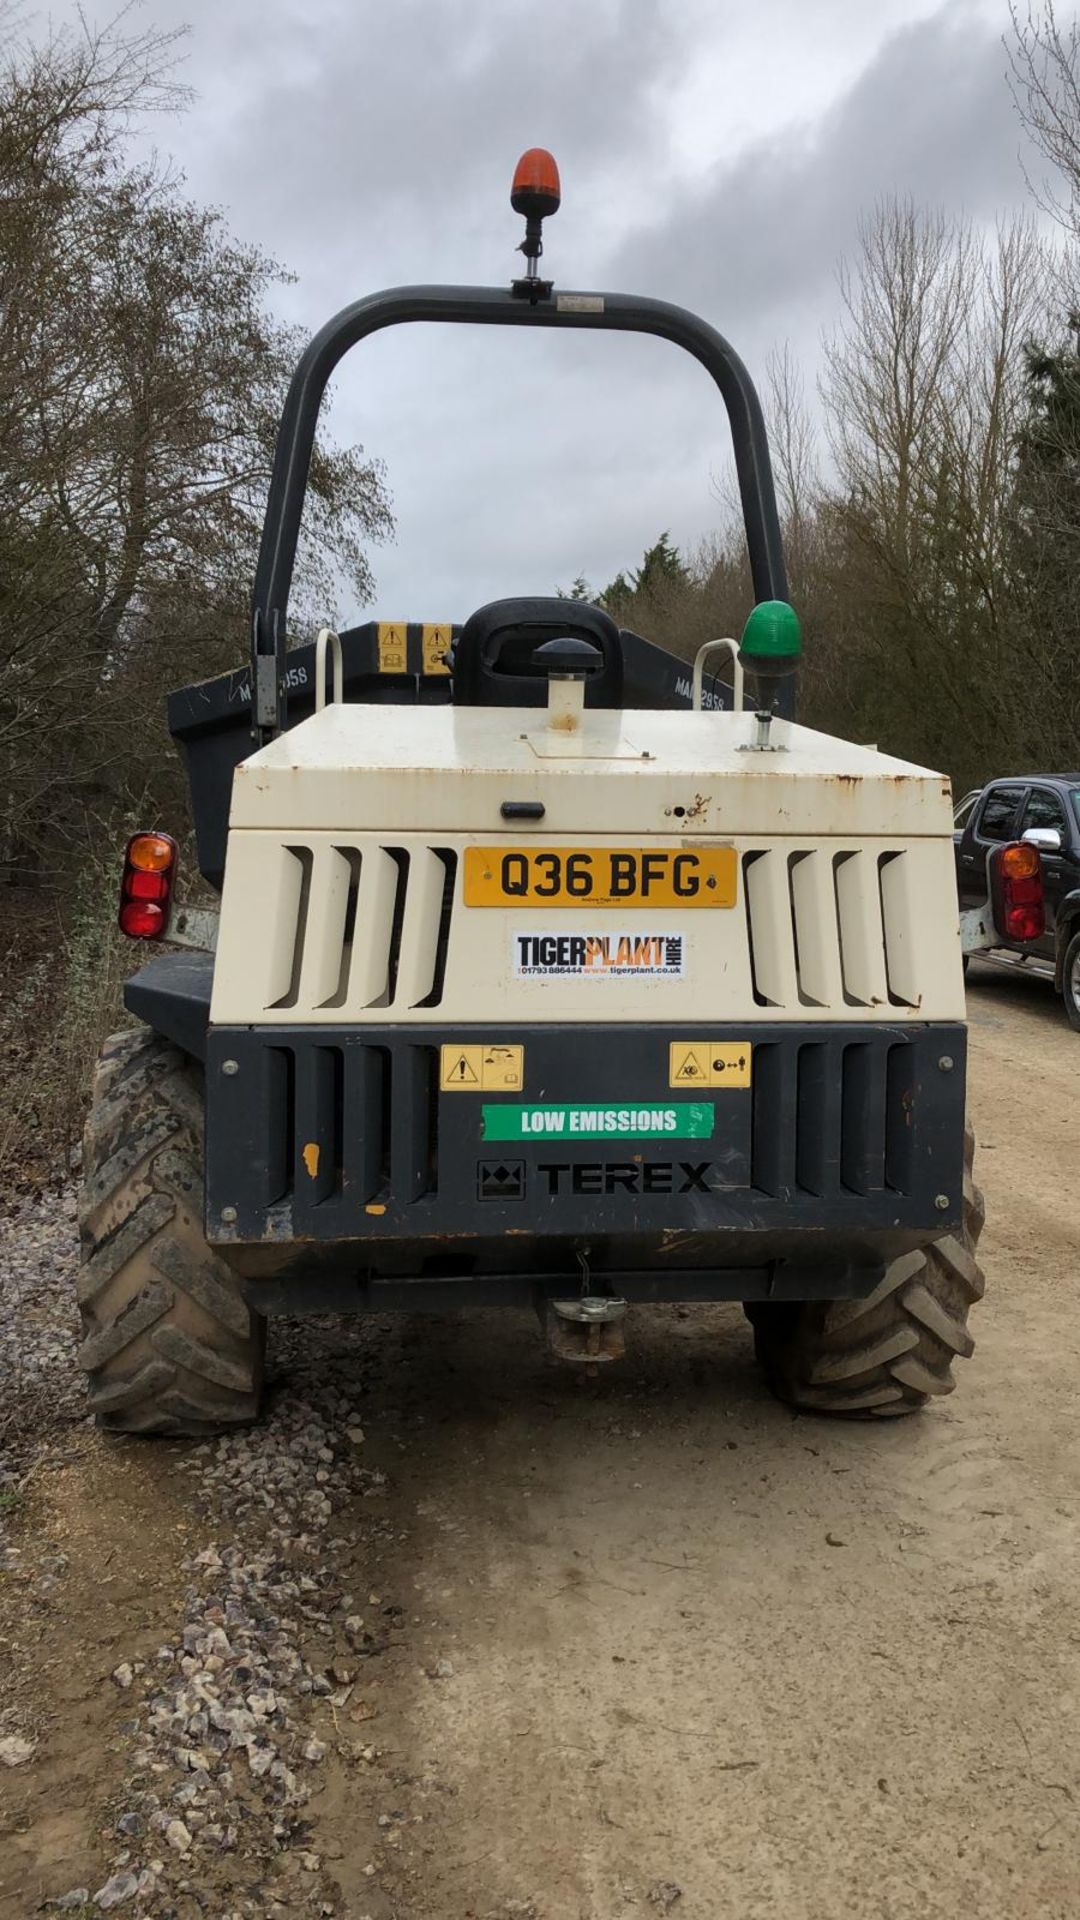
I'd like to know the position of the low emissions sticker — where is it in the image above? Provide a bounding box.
[514,930,686,979]
[481,1103,714,1142]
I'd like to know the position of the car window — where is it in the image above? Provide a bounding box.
[975,785,1025,841]
[1071,789,1080,833]
[953,791,980,829]
[1020,787,1069,838]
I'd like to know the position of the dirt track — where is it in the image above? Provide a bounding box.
[2,965,1079,1920]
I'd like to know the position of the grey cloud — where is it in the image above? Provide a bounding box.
[162,0,684,285]
[349,4,1043,619]
[96,0,1043,620]
[606,5,1039,332]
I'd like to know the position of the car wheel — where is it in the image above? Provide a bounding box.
[1063,930,1080,1033]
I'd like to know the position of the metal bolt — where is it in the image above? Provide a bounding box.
[938,1055,954,1072]
[222,1059,239,1076]
[934,1194,950,1211]
[220,1205,237,1224]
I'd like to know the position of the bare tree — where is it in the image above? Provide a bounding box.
[819,200,1051,784]
[765,342,821,561]
[1007,2,1080,232]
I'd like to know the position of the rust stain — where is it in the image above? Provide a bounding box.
[301,1141,320,1179]
[365,1202,387,1216]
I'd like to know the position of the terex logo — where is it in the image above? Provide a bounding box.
[538,1161,715,1196]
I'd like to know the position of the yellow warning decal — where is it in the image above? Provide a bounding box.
[670,1043,711,1086]
[422,623,452,675]
[442,1047,480,1088]
[669,1041,752,1089]
[377,621,408,673]
[440,1043,525,1092]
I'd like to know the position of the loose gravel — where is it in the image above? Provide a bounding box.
[0,1187,83,1498]
[79,1353,398,1917]
[1,1190,397,1919]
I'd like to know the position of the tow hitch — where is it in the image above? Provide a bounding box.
[542,1294,628,1371]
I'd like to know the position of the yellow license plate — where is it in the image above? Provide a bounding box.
[463,846,737,908]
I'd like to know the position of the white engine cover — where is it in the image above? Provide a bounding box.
[209,703,964,1026]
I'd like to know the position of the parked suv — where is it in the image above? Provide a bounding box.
[956,775,1080,1029]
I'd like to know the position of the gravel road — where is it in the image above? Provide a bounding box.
[1,965,1078,1920]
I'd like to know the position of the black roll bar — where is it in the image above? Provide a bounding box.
[251,284,791,736]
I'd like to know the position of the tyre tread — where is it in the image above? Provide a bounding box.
[77,1027,263,1434]
[750,1127,984,1419]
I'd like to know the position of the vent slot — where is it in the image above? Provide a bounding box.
[423,1046,440,1195]
[378,1048,393,1195]
[750,1042,796,1197]
[390,1045,440,1203]
[879,852,919,1008]
[788,852,843,1008]
[834,851,889,1009]
[264,1047,292,1208]
[795,1041,841,1194]
[271,848,314,1009]
[282,1046,296,1197]
[884,1043,915,1192]
[320,849,363,1010]
[367,850,411,1009]
[840,1042,886,1193]
[394,847,456,1010]
[329,1046,344,1197]
[413,851,458,1009]
[743,851,798,1007]
[292,1045,343,1205]
[341,1045,391,1203]
[743,851,769,1007]
[343,848,400,1011]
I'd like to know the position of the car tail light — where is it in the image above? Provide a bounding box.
[119,833,178,939]
[989,839,1045,943]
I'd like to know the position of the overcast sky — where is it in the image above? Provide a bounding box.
[65,0,1044,622]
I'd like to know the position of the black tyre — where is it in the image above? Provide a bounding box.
[77,1028,265,1434]
[1062,931,1080,1033]
[748,1125,984,1417]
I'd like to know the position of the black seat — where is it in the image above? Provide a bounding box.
[452,597,624,707]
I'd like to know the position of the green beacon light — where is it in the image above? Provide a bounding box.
[738,598,802,677]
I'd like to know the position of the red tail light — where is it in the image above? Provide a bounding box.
[119,832,178,939]
[988,839,1045,944]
